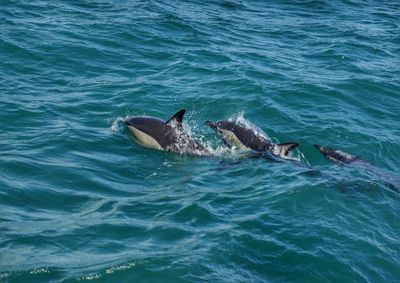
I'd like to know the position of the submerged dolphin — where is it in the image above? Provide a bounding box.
[206,120,299,158]
[314,144,400,193]
[125,109,209,155]
[314,144,360,164]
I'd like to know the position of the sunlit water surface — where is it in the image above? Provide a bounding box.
[1,0,400,282]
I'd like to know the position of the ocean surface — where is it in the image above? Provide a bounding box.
[1,0,400,282]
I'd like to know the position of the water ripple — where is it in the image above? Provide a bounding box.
[1,0,400,282]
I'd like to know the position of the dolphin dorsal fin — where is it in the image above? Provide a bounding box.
[274,142,299,156]
[166,109,186,125]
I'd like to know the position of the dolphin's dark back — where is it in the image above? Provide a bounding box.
[233,125,272,151]
[125,114,209,155]
[215,120,274,151]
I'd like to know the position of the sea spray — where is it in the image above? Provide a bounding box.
[110,116,128,132]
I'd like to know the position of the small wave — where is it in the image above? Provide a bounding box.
[77,260,138,281]
[28,268,50,275]
[105,262,136,274]
[79,273,102,281]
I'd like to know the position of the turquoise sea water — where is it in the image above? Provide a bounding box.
[1,0,400,282]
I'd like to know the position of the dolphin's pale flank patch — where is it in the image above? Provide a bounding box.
[127,126,162,150]
[220,129,250,150]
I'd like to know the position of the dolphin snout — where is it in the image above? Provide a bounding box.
[314,144,323,152]
[206,120,217,129]
[314,144,332,154]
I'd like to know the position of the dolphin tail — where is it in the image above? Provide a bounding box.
[274,142,299,156]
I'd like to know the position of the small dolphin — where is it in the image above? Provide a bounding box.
[314,144,360,163]
[206,120,299,158]
[125,109,209,155]
[314,144,400,193]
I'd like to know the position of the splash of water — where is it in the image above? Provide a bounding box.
[230,111,271,140]
[110,117,127,132]
[296,149,311,165]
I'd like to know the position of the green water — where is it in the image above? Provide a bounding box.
[1,0,400,282]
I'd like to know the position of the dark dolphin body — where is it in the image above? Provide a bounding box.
[206,120,299,158]
[314,144,400,193]
[314,144,360,163]
[125,109,209,155]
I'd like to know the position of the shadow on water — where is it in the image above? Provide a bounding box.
[317,164,400,198]
[214,150,400,198]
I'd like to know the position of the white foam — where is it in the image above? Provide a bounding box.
[29,268,50,275]
[105,262,136,274]
[230,111,270,140]
[110,116,127,132]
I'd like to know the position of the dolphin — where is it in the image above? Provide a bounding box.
[314,144,400,193]
[206,120,299,158]
[125,109,209,155]
[314,144,360,164]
